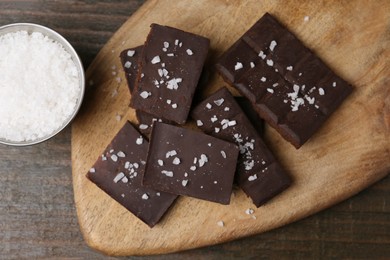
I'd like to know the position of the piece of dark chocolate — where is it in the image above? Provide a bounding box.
[235,96,264,135]
[142,122,239,205]
[86,122,177,227]
[120,46,143,93]
[131,24,210,124]
[216,13,353,148]
[192,87,291,207]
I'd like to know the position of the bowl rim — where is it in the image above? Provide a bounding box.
[0,22,85,146]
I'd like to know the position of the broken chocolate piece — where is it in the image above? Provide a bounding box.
[192,87,291,207]
[131,24,210,124]
[120,46,143,93]
[143,122,239,205]
[216,13,353,148]
[86,122,177,227]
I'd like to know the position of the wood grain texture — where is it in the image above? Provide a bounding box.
[72,0,390,256]
[0,1,389,259]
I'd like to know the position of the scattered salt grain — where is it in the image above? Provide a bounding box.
[221,150,227,159]
[267,88,274,94]
[186,49,193,55]
[141,193,149,200]
[261,77,267,82]
[248,174,257,181]
[319,88,325,96]
[245,208,254,215]
[286,66,293,71]
[161,170,174,177]
[172,157,181,165]
[139,124,149,130]
[182,179,188,187]
[234,62,243,71]
[196,120,203,126]
[89,168,95,173]
[266,59,274,66]
[136,136,143,145]
[0,31,81,142]
[113,172,125,183]
[269,40,277,51]
[217,221,224,227]
[127,50,135,57]
[124,61,132,69]
[158,159,164,166]
[140,91,151,99]
[151,56,161,64]
[304,16,310,22]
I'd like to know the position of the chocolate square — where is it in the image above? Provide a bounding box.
[143,122,239,205]
[216,13,353,148]
[86,122,177,227]
[191,87,291,207]
[131,24,210,124]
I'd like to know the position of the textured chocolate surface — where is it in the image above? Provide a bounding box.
[192,87,291,207]
[143,122,239,205]
[131,24,210,124]
[86,122,177,227]
[120,46,143,93]
[235,96,264,135]
[216,13,353,148]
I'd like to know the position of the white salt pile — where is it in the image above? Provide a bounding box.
[0,30,80,142]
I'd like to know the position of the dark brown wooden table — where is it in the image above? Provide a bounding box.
[0,1,389,259]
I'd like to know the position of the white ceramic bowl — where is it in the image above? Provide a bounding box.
[0,23,85,146]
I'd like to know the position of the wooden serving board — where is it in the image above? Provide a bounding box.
[71,0,390,256]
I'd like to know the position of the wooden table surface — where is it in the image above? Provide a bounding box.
[0,1,389,259]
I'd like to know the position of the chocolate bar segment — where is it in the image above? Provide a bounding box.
[143,122,239,205]
[192,87,291,207]
[120,46,143,93]
[131,24,210,124]
[216,13,353,148]
[86,122,177,227]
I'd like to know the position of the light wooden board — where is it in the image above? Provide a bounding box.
[71,0,390,256]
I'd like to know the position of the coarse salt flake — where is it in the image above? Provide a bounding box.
[151,56,161,64]
[261,77,267,82]
[186,49,193,55]
[217,221,224,227]
[124,61,132,69]
[182,179,188,187]
[267,88,274,94]
[234,62,243,71]
[141,193,149,200]
[214,98,225,106]
[136,136,143,145]
[161,170,174,177]
[221,150,227,158]
[117,151,126,157]
[172,157,181,165]
[269,40,277,51]
[113,172,125,183]
[196,120,203,126]
[89,168,95,173]
[140,91,151,99]
[319,88,325,95]
[248,174,257,181]
[166,150,177,158]
[158,159,164,166]
[111,154,118,162]
[286,66,293,71]
[139,124,149,130]
[127,50,135,57]
[266,59,274,66]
